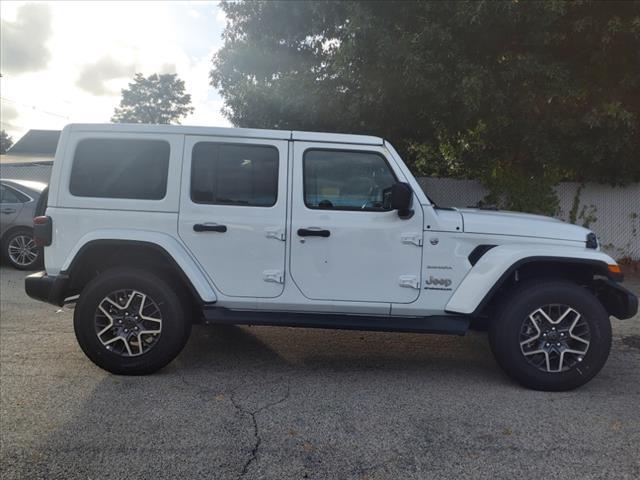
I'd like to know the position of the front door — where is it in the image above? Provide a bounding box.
[178,136,288,298]
[290,143,424,303]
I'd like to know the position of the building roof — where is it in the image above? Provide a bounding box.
[7,129,61,156]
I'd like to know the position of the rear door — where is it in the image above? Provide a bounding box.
[0,184,25,236]
[178,136,288,298]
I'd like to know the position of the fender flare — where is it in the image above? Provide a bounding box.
[445,244,619,315]
[61,230,218,303]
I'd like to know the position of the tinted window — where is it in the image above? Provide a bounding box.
[70,138,170,199]
[304,149,396,211]
[191,143,278,207]
[1,185,28,203]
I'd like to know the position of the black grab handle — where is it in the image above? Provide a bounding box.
[297,228,330,238]
[193,223,227,233]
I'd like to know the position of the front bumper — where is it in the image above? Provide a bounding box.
[25,271,69,307]
[594,278,638,320]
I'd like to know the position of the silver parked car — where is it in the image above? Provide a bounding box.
[1,179,47,270]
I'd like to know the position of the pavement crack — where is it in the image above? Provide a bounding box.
[231,381,291,479]
[177,372,291,478]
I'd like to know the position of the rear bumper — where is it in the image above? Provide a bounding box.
[595,279,638,320]
[25,271,69,307]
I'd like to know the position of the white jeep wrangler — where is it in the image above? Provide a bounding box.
[26,123,637,390]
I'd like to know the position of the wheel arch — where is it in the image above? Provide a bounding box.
[62,238,217,305]
[446,245,623,318]
[1,224,34,244]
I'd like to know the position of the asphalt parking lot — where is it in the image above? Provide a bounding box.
[1,265,639,479]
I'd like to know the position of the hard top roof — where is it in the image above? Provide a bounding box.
[67,123,384,146]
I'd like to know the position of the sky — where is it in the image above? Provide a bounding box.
[0,1,232,142]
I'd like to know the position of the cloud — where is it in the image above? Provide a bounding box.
[0,3,53,74]
[0,103,20,131]
[158,63,177,75]
[76,56,136,96]
[1,103,19,122]
[1,1,231,139]
[215,8,226,25]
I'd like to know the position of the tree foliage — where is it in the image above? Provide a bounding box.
[211,0,640,213]
[112,73,194,124]
[0,130,13,154]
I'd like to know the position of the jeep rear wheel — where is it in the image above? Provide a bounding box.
[489,280,611,391]
[74,267,191,375]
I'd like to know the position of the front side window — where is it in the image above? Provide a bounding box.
[303,149,397,211]
[69,138,170,200]
[191,143,278,207]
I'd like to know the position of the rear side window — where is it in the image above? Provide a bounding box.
[69,138,170,199]
[191,143,278,207]
[1,185,29,203]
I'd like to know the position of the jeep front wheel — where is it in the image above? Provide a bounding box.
[74,267,192,375]
[489,280,611,391]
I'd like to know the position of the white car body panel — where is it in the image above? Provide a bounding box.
[289,141,424,304]
[459,208,592,242]
[445,244,616,314]
[41,123,617,318]
[45,208,217,303]
[177,135,289,298]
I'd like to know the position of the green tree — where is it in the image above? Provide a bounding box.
[0,130,13,154]
[112,73,194,124]
[211,0,640,214]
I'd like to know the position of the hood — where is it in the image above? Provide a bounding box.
[459,208,591,243]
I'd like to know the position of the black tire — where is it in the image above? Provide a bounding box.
[489,279,611,391]
[74,267,192,375]
[3,228,41,270]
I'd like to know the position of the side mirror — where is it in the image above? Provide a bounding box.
[391,182,413,218]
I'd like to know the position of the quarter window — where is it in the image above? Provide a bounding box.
[303,149,396,211]
[191,143,278,207]
[69,138,170,200]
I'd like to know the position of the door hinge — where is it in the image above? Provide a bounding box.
[265,228,286,241]
[401,233,423,247]
[399,275,420,289]
[263,269,284,284]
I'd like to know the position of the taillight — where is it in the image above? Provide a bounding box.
[33,216,52,247]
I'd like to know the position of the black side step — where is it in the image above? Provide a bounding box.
[202,307,470,336]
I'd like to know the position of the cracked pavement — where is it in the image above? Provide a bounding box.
[1,265,639,479]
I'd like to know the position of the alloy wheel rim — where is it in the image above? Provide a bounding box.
[8,234,38,266]
[94,289,163,357]
[519,304,591,373]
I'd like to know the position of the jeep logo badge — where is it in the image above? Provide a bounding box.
[425,276,452,287]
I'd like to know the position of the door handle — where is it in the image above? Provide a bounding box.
[1,208,16,214]
[193,223,227,233]
[297,228,330,238]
